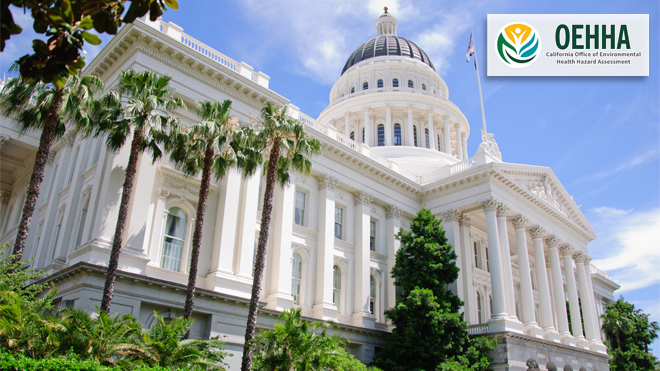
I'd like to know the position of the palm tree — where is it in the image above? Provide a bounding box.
[58,307,151,366]
[137,312,229,370]
[0,74,103,260]
[163,99,242,326]
[601,304,633,351]
[85,70,184,314]
[240,102,322,371]
[251,308,353,371]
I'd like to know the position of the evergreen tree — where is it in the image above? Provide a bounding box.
[372,208,495,371]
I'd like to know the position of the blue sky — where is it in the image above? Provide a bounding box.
[2,0,658,354]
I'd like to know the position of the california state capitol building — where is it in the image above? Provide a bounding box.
[0,9,621,371]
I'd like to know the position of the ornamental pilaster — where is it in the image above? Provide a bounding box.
[385,205,403,220]
[353,191,373,206]
[317,175,338,190]
[158,188,170,200]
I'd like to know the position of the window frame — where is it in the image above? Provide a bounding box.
[333,265,342,308]
[408,79,414,88]
[160,206,189,272]
[294,189,306,227]
[392,78,399,88]
[394,123,402,146]
[413,125,418,147]
[292,253,303,305]
[362,81,369,90]
[377,79,384,88]
[425,128,430,149]
[369,220,377,251]
[377,124,385,146]
[334,206,344,240]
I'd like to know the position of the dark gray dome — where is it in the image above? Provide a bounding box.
[341,36,435,75]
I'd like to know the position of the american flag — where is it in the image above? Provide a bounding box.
[466,33,476,69]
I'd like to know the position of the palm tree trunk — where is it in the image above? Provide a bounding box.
[616,331,621,351]
[241,138,281,371]
[182,141,215,335]
[100,128,144,314]
[11,89,63,260]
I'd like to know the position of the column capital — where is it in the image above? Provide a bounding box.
[480,197,498,214]
[559,244,573,257]
[528,225,545,239]
[454,122,461,129]
[345,112,350,118]
[545,255,551,266]
[353,191,373,206]
[317,175,338,190]
[407,105,413,111]
[385,205,403,219]
[458,214,471,228]
[62,132,76,147]
[544,235,560,248]
[511,215,528,229]
[363,106,370,111]
[572,251,588,263]
[47,151,56,165]
[386,104,392,110]
[440,209,461,222]
[1,190,11,204]
[443,114,451,122]
[158,188,170,200]
[495,202,509,218]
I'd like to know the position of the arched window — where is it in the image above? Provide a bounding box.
[377,124,385,146]
[350,131,355,140]
[333,266,341,307]
[413,125,418,147]
[370,276,376,315]
[350,87,355,94]
[394,124,402,146]
[362,127,365,144]
[292,253,302,305]
[377,79,383,88]
[489,295,493,318]
[422,83,427,91]
[477,291,482,322]
[425,128,430,148]
[437,134,442,151]
[161,207,187,272]
[408,79,414,88]
[363,81,368,90]
[392,78,399,88]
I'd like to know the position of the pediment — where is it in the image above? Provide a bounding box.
[497,164,596,238]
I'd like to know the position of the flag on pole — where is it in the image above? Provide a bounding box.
[466,33,477,69]
[466,35,475,62]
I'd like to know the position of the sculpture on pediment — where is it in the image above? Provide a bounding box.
[478,128,502,161]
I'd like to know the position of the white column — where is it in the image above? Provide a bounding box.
[462,135,468,159]
[455,124,464,160]
[511,216,543,337]
[584,256,605,348]
[236,171,261,278]
[441,210,464,306]
[344,113,351,138]
[495,203,518,322]
[575,252,598,342]
[313,175,338,320]
[405,106,415,146]
[385,205,402,315]
[529,226,559,341]
[209,169,242,275]
[459,214,477,324]
[480,199,507,321]
[427,110,436,150]
[546,236,573,344]
[561,245,586,346]
[385,105,393,146]
[266,182,295,310]
[148,189,170,266]
[353,191,375,329]
[546,255,557,329]
[363,107,371,147]
[443,116,451,155]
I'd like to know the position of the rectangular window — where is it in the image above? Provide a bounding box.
[370,220,376,251]
[334,206,343,239]
[485,247,490,272]
[294,190,305,226]
[67,146,80,184]
[474,242,480,269]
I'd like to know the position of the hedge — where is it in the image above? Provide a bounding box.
[0,350,180,371]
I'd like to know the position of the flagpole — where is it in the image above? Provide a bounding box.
[471,26,488,134]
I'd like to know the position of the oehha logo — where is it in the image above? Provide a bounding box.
[496,22,541,67]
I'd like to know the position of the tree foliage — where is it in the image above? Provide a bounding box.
[2,0,177,85]
[372,209,496,371]
[601,298,659,370]
[251,308,372,371]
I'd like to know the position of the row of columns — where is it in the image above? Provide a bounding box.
[341,106,468,159]
[444,198,606,353]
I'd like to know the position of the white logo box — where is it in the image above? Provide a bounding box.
[487,14,649,76]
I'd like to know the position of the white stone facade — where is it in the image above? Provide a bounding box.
[0,11,618,371]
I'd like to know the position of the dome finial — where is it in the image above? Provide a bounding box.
[384,6,388,13]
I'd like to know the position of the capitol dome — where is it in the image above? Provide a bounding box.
[341,36,435,75]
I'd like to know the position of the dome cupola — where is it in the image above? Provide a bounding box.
[375,7,398,36]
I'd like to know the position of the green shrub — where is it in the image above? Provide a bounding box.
[0,350,189,370]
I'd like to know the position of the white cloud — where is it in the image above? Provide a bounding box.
[589,207,660,293]
[237,0,488,84]
[576,148,659,184]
